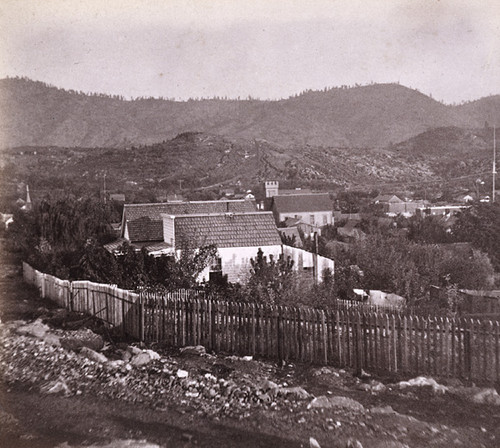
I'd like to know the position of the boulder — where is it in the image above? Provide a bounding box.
[176,369,189,378]
[309,437,322,448]
[81,347,108,364]
[371,405,397,415]
[60,329,104,352]
[16,319,49,339]
[278,386,311,400]
[41,379,70,396]
[180,345,206,356]
[471,388,500,405]
[144,349,161,360]
[130,352,153,368]
[397,376,448,395]
[357,380,386,393]
[308,395,365,412]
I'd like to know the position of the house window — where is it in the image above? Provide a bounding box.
[323,214,328,225]
[211,257,222,272]
[310,214,315,225]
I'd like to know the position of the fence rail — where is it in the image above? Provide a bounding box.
[23,263,500,384]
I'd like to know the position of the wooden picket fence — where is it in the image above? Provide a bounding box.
[22,263,500,384]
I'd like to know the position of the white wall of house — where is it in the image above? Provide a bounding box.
[162,215,175,246]
[283,245,335,284]
[278,211,333,227]
[197,245,283,284]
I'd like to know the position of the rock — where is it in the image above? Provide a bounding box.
[357,380,386,393]
[308,396,365,412]
[471,388,500,405]
[128,345,143,356]
[131,352,153,367]
[312,367,335,376]
[180,345,206,356]
[397,376,448,394]
[371,405,397,414]
[16,319,49,338]
[309,437,322,448]
[107,360,125,369]
[42,333,61,346]
[346,439,363,448]
[41,379,70,396]
[177,369,189,378]
[81,347,108,363]
[278,386,310,400]
[118,349,132,362]
[60,328,104,352]
[144,349,161,360]
[260,379,279,391]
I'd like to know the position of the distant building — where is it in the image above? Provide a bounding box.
[374,194,425,215]
[270,193,333,234]
[415,205,469,217]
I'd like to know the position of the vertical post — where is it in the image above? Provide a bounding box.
[139,293,145,343]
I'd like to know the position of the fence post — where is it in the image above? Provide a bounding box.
[139,293,145,343]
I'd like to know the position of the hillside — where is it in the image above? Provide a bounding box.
[1,128,493,206]
[1,77,499,149]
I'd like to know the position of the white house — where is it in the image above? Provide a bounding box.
[162,211,283,283]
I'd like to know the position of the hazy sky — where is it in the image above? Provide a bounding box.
[1,0,499,103]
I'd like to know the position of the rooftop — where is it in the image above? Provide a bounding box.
[271,193,332,214]
[170,212,282,248]
[123,199,257,242]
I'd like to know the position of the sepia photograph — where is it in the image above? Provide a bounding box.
[0,0,499,446]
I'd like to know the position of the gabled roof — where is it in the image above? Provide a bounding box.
[122,199,257,242]
[271,193,332,214]
[171,212,282,248]
[374,194,403,203]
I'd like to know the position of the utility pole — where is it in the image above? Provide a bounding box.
[493,126,497,203]
[103,172,107,204]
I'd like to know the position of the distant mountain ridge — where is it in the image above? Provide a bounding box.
[1,77,499,148]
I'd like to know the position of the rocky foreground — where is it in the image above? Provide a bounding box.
[2,306,500,447]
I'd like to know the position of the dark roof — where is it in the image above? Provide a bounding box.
[272,193,332,214]
[172,212,282,248]
[123,200,257,242]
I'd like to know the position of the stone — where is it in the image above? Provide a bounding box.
[312,366,335,376]
[41,380,70,396]
[260,379,279,391]
[278,386,310,400]
[308,396,365,412]
[177,369,189,378]
[60,329,104,352]
[131,352,153,367]
[144,349,161,360]
[397,376,447,395]
[16,319,49,339]
[309,437,321,448]
[371,405,397,415]
[180,345,206,356]
[128,345,143,356]
[346,439,363,448]
[471,388,500,406]
[81,347,108,364]
[42,333,61,346]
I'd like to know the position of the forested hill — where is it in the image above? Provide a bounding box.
[1,77,499,149]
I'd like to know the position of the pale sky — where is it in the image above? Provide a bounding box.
[1,0,499,103]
